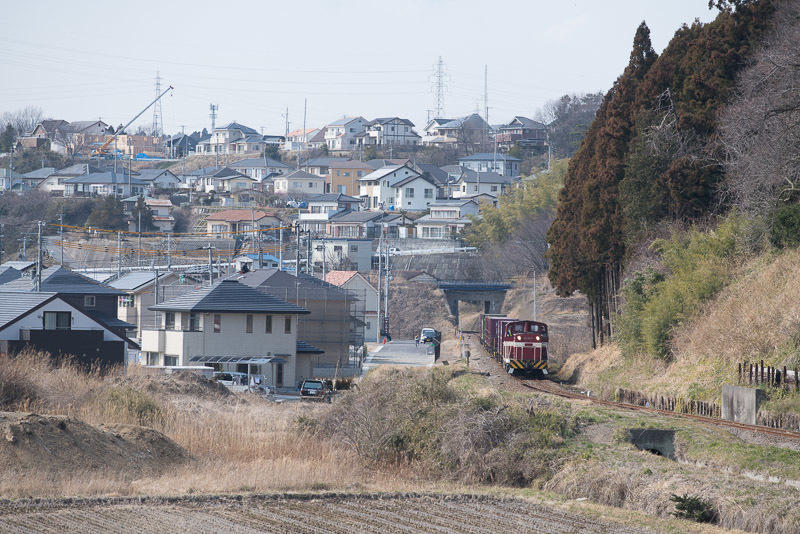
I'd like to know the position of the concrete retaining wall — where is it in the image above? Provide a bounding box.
[722,385,762,425]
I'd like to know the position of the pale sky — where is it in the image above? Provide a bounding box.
[0,0,717,135]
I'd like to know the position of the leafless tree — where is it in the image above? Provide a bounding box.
[718,1,800,215]
[0,106,44,136]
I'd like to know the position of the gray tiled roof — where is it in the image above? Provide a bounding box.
[109,271,172,291]
[283,169,324,180]
[296,340,323,353]
[230,157,290,169]
[0,292,57,329]
[307,193,361,203]
[0,266,124,295]
[150,279,309,313]
[218,122,257,134]
[458,152,521,162]
[0,266,21,285]
[63,173,148,185]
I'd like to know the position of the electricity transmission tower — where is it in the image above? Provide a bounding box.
[432,56,446,118]
[209,103,219,132]
[152,71,163,137]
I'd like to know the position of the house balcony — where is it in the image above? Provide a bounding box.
[141,328,203,356]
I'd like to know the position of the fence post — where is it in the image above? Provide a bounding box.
[784,366,788,390]
[738,362,742,383]
[749,364,753,384]
[761,360,765,383]
[795,368,798,391]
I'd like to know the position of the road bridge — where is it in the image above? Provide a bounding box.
[437,281,511,323]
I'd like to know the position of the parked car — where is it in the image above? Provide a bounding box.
[299,379,332,400]
[419,327,438,343]
[388,246,401,255]
[213,371,249,387]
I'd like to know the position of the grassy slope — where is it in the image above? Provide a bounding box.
[559,247,800,409]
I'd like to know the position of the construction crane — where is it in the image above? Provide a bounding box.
[92,85,174,157]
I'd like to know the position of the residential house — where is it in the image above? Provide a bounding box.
[205,209,282,237]
[0,266,133,338]
[63,172,148,198]
[283,128,319,151]
[230,157,291,181]
[122,196,175,232]
[37,163,92,195]
[310,238,372,273]
[14,167,56,191]
[180,165,223,191]
[451,168,517,198]
[273,170,326,196]
[165,133,198,157]
[421,113,491,150]
[0,169,23,191]
[364,158,410,170]
[298,193,362,234]
[325,270,378,344]
[414,199,479,239]
[112,133,163,157]
[194,122,262,155]
[233,253,280,272]
[234,269,358,374]
[110,271,181,340]
[329,159,373,196]
[360,118,420,147]
[135,168,182,189]
[198,167,256,193]
[306,128,327,149]
[19,119,71,153]
[142,279,315,390]
[0,291,138,367]
[415,163,449,198]
[0,261,36,277]
[326,210,404,239]
[324,117,369,152]
[300,157,349,178]
[358,164,437,211]
[496,116,547,148]
[458,153,521,177]
[0,266,21,285]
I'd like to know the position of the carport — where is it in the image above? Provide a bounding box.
[189,355,288,389]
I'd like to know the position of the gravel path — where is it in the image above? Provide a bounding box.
[0,493,651,533]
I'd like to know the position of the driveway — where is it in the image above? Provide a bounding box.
[362,340,434,373]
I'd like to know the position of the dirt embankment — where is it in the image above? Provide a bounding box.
[0,412,187,477]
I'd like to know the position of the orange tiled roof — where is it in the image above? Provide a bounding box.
[324,270,358,287]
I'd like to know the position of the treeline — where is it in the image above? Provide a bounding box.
[547,0,776,346]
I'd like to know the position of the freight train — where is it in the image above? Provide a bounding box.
[479,314,548,376]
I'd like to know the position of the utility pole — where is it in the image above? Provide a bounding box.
[376,227,383,342]
[384,225,389,338]
[0,223,4,265]
[306,230,312,276]
[36,221,44,291]
[203,243,215,285]
[321,237,327,282]
[117,231,122,279]
[294,223,300,276]
[209,103,218,132]
[137,209,142,267]
[484,64,489,124]
[18,236,27,259]
[302,98,307,148]
[278,228,283,271]
[58,212,64,265]
[533,269,537,321]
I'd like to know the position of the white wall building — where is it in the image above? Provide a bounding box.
[358,164,437,211]
[325,117,369,152]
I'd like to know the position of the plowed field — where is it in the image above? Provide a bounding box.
[0,493,649,533]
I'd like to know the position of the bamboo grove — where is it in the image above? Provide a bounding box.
[546,0,775,347]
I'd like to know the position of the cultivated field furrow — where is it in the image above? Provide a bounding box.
[366,499,469,534]
[336,499,445,532]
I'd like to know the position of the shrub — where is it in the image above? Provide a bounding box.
[105,387,162,426]
[670,493,717,523]
[770,203,800,249]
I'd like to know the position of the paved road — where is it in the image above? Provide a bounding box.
[363,340,434,373]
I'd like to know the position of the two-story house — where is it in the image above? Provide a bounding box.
[205,209,282,237]
[0,291,138,368]
[300,157,349,178]
[142,279,318,390]
[325,270,378,344]
[324,117,369,152]
[122,196,175,233]
[496,116,548,149]
[230,157,291,181]
[360,118,421,147]
[451,168,517,199]
[297,193,362,234]
[198,167,256,193]
[111,271,182,340]
[458,153,521,177]
[63,172,148,198]
[421,113,491,150]
[194,122,262,155]
[282,128,320,152]
[327,210,405,239]
[135,169,183,190]
[358,164,437,211]
[37,163,92,195]
[273,170,326,196]
[414,199,479,239]
[329,159,373,196]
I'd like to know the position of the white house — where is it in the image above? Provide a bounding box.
[360,118,421,147]
[122,196,175,232]
[230,157,291,181]
[62,172,148,198]
[298,193,362,234]
[273,170,326,196]
[458,153,521,177]
[358,164,437,211]
[324,117,369,152]
[195,122,263,155]
[282,128,319,152]
[414,199,479,239]
[325,270,379,343]
[421,113,491,150]
[135,168,183,189]
[451,168,517,199]
[142,279,321,390]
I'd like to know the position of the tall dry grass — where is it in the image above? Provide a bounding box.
[0,351,379,498]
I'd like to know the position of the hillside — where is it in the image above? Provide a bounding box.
[560,245,800,412]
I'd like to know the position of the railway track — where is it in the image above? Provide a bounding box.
[461,333,800,441]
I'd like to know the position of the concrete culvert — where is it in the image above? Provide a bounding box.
[626,429,675,460]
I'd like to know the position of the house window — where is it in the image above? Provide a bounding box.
[424,188,433,199]
[491,185,498,192]
[118,295,134,308]
[275,362,284,387]
[164,355,178,366]
[284,317,292,334]
[473,185,478,192]
[334,245,343,253]
[146,352,160,366]
[43,311,71,330]
[343,172,350,177]
[349,245,358,252]
[213,314,221,333]
[165,312,175,330]
[462,185,467,192]
[189,313,200,331]
[84,295,96,308]
[246,314,253,333]
[265,315,272,333]
[405,188,414,198]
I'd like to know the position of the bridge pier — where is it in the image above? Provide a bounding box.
[438,282,510,325]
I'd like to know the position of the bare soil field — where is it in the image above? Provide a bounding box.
[0,493,657,533]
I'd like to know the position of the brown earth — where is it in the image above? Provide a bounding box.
[0,412,187,477]
[112,371,231,400]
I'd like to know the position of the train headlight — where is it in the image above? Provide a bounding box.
[516,335,521,341]
[535,335,540,341]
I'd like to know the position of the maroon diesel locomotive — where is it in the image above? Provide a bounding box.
[480,314,548,376]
